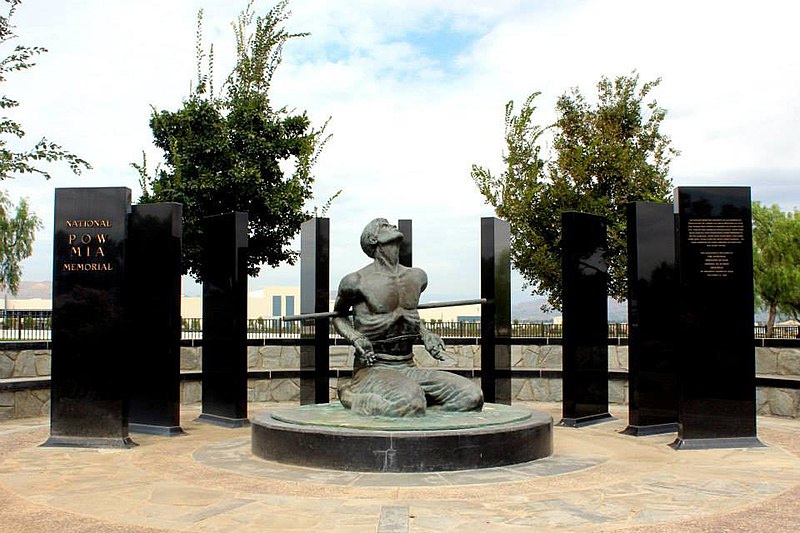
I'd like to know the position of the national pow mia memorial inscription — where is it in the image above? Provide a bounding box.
[672,187,761,449]
[127,203,184,436]
[198,212,250,427]
[559,211,613,427]
[623,202,679,436]
[46,187,135,448]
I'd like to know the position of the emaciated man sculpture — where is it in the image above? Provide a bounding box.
[333,218,484,417]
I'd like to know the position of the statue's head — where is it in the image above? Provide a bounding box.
[360,218,404,258]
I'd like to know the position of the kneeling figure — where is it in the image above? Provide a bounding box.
[333,218,484,417]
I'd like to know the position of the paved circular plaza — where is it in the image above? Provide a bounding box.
[1,402,799,532]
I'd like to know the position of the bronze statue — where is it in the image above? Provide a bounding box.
[332,218,484,417]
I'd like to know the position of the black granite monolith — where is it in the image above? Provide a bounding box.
[559,211,613,427]
[398,219,412,268]
[672,187,761,449]
[45,187,135,448]
[623,202,678,436]
[127,203,184,436]
[300,217,330,405]
[198,212,249,427]
[481,217,511,404]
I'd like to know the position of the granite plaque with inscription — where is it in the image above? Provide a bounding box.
[300,217,330,405]
[198,212,249,427]
[127,203,184,436]
[623,202,678,436]
[672,187,760,449]
[481,217,511,404]
[560,211,612,427]
[45,187,135,448]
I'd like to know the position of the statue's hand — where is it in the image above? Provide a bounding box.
[423,331,446,360]
[353,337,376,366]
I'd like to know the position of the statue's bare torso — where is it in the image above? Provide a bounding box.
[338,264,427,358]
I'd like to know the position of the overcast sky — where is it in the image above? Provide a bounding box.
[3,0,799,302]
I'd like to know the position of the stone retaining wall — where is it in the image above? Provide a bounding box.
[2,343,798,420]
[0,349,51,379]
[755,346,800,418]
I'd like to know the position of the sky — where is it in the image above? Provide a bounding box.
[2,0,799,304]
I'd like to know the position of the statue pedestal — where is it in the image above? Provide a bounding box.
[251,403,553,472]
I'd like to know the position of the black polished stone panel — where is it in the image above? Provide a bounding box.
[198,212,249,427]
[623,202,679,436]
[480,217,511,404]
[127,203,184,436]
[300,217,330,405]
[398,219,412,267]
[560,211,612,427]
[672,187,761,449]
[45,187,135,448]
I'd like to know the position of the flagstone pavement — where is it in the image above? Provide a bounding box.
[1,402,799,532]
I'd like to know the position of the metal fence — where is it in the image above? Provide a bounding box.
[182,319,619,340]
[0,310,53,341]
[1,311,797,341]
[753,325,800,339]
[181,319,790,341]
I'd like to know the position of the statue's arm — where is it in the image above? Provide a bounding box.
[332,273,375,365]
[419,322,446,360]
[413,268,446,360]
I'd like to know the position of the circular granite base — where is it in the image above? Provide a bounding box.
[251,403,553,473]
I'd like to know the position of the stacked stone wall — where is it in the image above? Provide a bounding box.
[755,346,800,418]
[2,342,799,420]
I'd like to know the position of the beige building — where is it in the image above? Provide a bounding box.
[2,281,480,323]
[1,298,51,311]
[180,287,480,322]
[181,286,302,319]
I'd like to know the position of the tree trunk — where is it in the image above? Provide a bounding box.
[766,304,777,338]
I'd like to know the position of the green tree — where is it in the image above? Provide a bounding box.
[752,202,800,336]
[137,0,330,281]
[473,73,678,309]
[0,190,36,291]
[0,0,90,292]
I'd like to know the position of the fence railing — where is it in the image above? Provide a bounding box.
[180,319,791,341]
[753,325,800,339]
[0,310,52,341]
[1,311,797,342]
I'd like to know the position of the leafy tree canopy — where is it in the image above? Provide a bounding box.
[137,0,331,281]
[0,0,90,292]
[752,202,800,334]
[473,72,678,309]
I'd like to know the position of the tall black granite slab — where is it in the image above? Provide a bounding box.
[672,187,761,449]
[45,187,136,448]
[559,211,613,427]
[300,217,330,405]
[127,203,184,436]
[623,202,679,436]
[198,212,249,427]
[398,219,412,268]
[480,217,511,404]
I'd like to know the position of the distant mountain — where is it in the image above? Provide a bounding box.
[512,298,558,322]
[512,296,629,323]
[0,281,51,300]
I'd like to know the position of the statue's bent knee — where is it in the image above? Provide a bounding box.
[451,384,483,411]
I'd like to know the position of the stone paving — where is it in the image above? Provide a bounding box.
[0,402,799,532]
